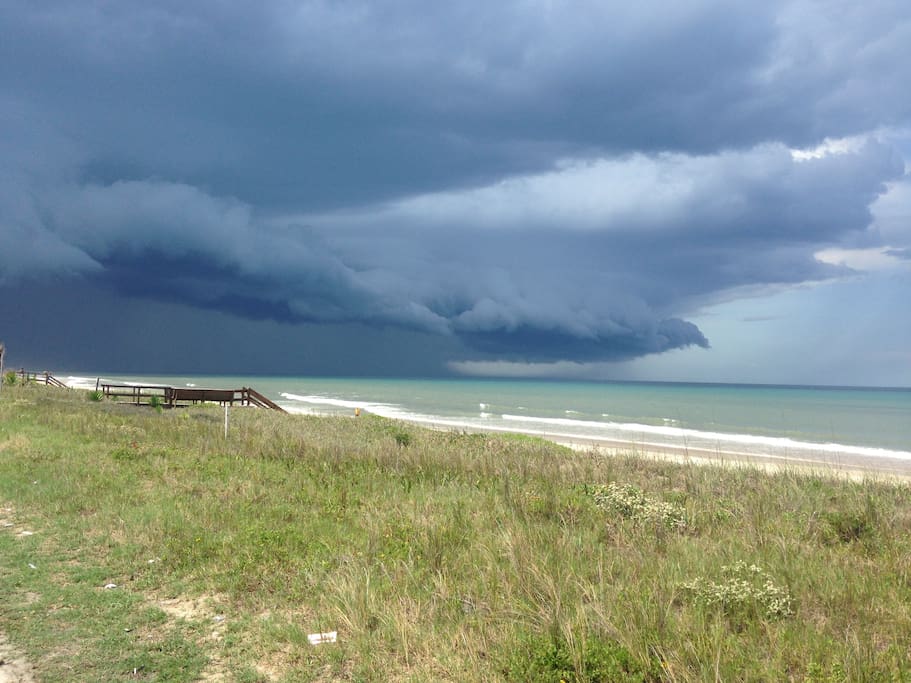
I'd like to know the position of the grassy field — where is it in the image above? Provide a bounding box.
[1,382,911,681]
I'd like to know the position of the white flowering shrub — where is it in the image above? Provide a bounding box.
[588,482,688,531]
[682,561,794,619]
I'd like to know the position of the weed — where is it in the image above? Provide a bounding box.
[392,428,412,447]
[3,370,17,385]
[805,661,848,682]
[503,631,659,682]
[824,511,873,544]
[681,561,793,619]
[587,482,688,531]
[87,389,104,402]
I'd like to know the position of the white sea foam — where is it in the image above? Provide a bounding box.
[62,376,99,390]
[282,392,381,409]
[281,392,502,430]
[280,392,413,420]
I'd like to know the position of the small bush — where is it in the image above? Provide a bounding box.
[3,371,17,385]
[503,631,659,682]
[87,390,104,402]
[148,395,164,413]
[392,429,412,447]
[823,509,876,545]
[111,445,138,461]
[681,561,793,619]
[805,660,848,682]
[587,482,687,531]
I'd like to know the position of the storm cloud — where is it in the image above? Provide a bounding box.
[1,1,910,372]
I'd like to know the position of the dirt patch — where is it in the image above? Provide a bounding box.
[0,435,30,454]
[0,633,36,683]
[253,647,296,682]
[158,594,227,627]
[154,596,318,681]
[157,595,230,681]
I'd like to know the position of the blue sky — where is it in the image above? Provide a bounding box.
[1,1,909,385]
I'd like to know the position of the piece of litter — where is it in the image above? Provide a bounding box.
[28,563,37,569]
[19,530,34,536]
[104,583,118,589]
[307,631,338,645]
[2,522,13,527]
[213,615,225,622]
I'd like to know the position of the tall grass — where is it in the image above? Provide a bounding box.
[1,383,910,681]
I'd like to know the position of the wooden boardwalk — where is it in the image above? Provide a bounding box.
[8,369,285,412]
[10,369,67,388]
[97,381,286,411]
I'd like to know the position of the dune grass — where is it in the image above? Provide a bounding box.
[1,383,911,681]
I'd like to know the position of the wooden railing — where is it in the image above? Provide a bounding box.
[14,369,67,389]
[241,387,284,411]
[97,381,286,412]
[98,382,168,404]
[8,370,285,413]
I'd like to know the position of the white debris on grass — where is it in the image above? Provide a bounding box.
[307,631,338,645]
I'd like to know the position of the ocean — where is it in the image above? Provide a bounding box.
[65,374,911,466]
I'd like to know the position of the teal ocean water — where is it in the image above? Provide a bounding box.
[66,375,911,463]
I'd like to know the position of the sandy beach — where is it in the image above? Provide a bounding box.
[413,419,911,483]
[553,435,911,482]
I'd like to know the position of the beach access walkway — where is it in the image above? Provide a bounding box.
[96,380,286,411]
[9,369,67,388]
[6,369,285,412]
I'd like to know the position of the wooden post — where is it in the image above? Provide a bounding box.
[0,342,5,395]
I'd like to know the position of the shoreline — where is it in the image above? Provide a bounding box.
[273,404,911,482]
[60,375,911,482]
[557,436,911,483]
[413,420,911,483]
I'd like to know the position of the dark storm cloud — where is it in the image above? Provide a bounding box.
[1,1,910,368]
[2,1,909,207]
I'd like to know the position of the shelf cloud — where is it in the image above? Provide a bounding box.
[1,1,909,374]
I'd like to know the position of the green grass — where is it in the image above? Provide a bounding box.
[2,383,911,681]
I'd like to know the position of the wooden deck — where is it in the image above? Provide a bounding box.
[97,381,285,411]
[8,369,285,412]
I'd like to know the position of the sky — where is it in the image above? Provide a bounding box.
[1,1,910,386]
